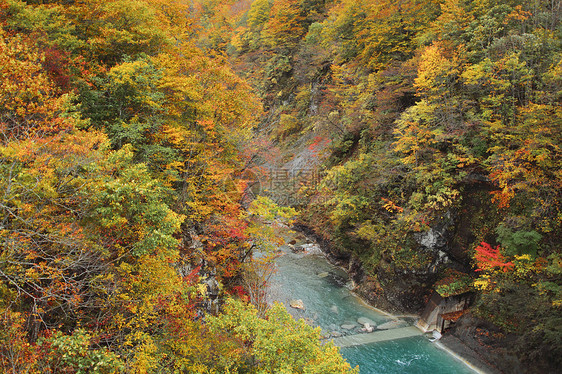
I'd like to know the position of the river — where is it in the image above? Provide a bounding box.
[265,231,480,374]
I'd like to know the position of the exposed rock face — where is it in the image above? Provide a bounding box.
[358,264,436,314]
[187,228,204,250]
[414,211,453,250]
[414,228,447,252]
[203,276,221,314]
[347,256,365,284]
[293,223,433,314]
[413,211,455,274]
[445,314,525,374]
[205,277,220,298]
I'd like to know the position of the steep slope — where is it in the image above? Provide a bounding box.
[198,0,562,371]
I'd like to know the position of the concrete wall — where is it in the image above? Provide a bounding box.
[417,292,471,333]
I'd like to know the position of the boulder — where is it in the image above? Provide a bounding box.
[362,323,374,333]
[303,243,321,252]
[291,245,305,253]
[357,317,376,327]
[341,323,357,330]
[289,299,305,310]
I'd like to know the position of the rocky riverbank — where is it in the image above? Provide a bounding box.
[292,223,425,314]
[291,223,523,374]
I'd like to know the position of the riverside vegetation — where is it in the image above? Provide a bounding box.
[0,0,561,373]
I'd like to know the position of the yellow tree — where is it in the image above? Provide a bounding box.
[261,0,307,51]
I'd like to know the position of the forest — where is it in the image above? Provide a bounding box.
[0,0,561,373]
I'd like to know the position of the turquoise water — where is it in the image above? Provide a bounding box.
[268,251,390,332]
[267,243,477,374]
[342,337,475,373]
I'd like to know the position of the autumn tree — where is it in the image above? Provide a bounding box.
[209,299,358,373]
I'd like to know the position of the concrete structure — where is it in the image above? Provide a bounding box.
[331,326,422,347]
[417,291,472,333]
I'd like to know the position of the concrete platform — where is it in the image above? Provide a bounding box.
[331,326,423,348]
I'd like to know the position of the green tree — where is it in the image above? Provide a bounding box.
[209,299,358,373]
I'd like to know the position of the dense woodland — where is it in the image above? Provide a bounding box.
[0,0,560,373]
[198,0,561,371]
[0,0,356,372]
